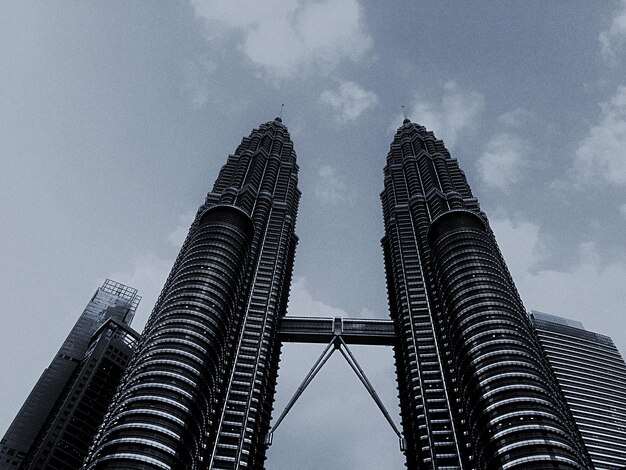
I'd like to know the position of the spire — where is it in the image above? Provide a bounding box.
[402,105,411,124]
[275,103,285,123]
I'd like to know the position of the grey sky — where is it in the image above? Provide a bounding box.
[2,1,626,468]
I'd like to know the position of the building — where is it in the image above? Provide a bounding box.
[23,319,140,469]
[83,117,300,470]
[72,116,618,469]
[380,119,591,469]
[0,280,140,469]
[531,310,626,469]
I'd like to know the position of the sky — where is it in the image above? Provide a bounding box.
[1,1,626,468]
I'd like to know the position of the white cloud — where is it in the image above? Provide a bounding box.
[313,164,355,205]
[497,108,533,128]
[287,277,379,319]
[599,0,626,63]
[404,81,484,148]
[571,85,626,185]
[491,214,626,355]
[110,254,174,329]
[110,211,197,329]
[490,215,545,275]
[287,277,350,317]
[191,0,372,79]
[180,57,218,108]
[167,210,196,250]
[620,202,626,219]
[319,80,378,123]
[515,242,626,353]
[477,133,527,190]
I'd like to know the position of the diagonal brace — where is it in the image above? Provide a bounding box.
[267,335,406,451]
[337,336,404,447]
[267,339,336,444]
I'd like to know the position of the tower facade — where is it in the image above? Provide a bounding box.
[24,319,140,470]
[380,120,591,469]
[531,311,626,469]
[83,118,300,470]
[0,280,140,470]
[6,116,623,469]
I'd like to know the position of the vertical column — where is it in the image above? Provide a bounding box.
[207,119,300,470]
[381,120,465,469]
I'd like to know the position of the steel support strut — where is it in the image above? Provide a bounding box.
[267,333,405,451]
[337,337,405,450]
[266,338,336,444]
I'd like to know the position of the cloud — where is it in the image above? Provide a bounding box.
[497,108,533,128]
[570,85,626,185]
[599,0,626,63]
[514,242,626,353]
[621,203,626,219]
[319,80,378,123]
[313,164,355,205]
[180,57,218,108]
[191,0,372,79]
[288,277,350,317]
[167,210,196,250]
[477,133,527,190]
[491,214,626,355]
[490,215,545,275]
[288,278,380,319]
[403,81,484,148]
[109,254,174,329]
[109,211,197,329]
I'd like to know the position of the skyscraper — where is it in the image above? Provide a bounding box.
[380,119,591,469]
[531,310,626,469]
[0,280,140,470]
[83,117,300,470]
[23,318,140,470]
[80,117,608,470]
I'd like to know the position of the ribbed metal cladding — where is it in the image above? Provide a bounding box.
[428,211,588,469]
[381,119,592,469]
[207,118,300,470]
[83,118,299,470]
[381,121,468,469]
[84,206,254,469]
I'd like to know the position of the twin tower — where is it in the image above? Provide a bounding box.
[82,118,591,469]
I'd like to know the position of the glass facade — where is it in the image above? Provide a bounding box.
[532,311,626,469]
[25,320,140,469]
[0,280,140,470]
[380,120,591,469]
[83,118,300,470]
